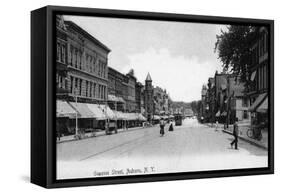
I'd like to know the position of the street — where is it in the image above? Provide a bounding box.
[57,118,268,180]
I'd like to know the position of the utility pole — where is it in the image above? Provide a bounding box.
[75,87,78,137]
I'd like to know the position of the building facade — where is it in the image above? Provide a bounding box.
[56,15,68,97]
[227,75,250,123]
[153,86,169,115]
[107,67,125,111]
[206,77,216,123]
[135,82,144,113]
[126,71,137,112]
[144,73,154,122]
[248,27,269,125]
[200,85,208,121]
[62,20,111,104]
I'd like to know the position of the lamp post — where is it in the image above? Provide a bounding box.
[74,87,79,137]
[64,77,79,137]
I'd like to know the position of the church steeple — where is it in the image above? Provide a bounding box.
[146,73,152,81]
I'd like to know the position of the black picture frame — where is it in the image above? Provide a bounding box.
[31,5,274,188]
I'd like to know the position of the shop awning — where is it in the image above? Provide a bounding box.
[108,95,125,103]
[56,100,77,118]
[117,111,126,120]
[69,102,94,118]
[116,97,125,103]
[248,93,267,112]
[153,115,161,120]
[215,110,221,117]
[86,104,106,120]
[138,114,147,121]
[125,113,138,120]
[169,115,174,119]
[224,97,230,104]
[221,84,227,90]
[256,97,268,113]
[108,94,118,102]
[98,105,116,120]
[250,70,257,81]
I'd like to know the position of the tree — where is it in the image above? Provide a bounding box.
[215,25,258,85]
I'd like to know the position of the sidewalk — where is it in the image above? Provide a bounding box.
[205,122,268,150]
[57,126,150,144]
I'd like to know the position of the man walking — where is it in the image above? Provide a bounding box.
[230,118,239,150]
[160,118,165,137]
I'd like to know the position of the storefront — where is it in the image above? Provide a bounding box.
[68,102,96,132]
[248,93,268,127]
[56,100,77,136]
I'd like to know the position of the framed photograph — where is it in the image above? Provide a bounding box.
[31,5,274,188]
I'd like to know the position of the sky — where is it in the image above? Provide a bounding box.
[64,15,227,102]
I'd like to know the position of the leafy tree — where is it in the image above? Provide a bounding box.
[215,25,258,85]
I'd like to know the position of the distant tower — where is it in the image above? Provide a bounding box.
[144,73,153,122]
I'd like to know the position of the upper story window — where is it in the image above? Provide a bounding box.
[242,98,248,107]
[56,41,66,64]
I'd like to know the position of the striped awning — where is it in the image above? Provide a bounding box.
[250,70,257,81]
[56,100,77,118]
[215,110,221,117]
[153,115,161,120]
[256,97,268,113]
[69,102,94,118]
[248,93,267,112]
[98,105,116,120]
[86,104,106,120]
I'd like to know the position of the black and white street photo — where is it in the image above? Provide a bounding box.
[56,15,269,180]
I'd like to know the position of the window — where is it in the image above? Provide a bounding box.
[242,98,248,107]
[90,82,93,97]
[79,79,82,96]
[264,33,268,53]
[99,85,101,99]
[101,86,103,99]
[56,42,61,61]
[70,76,73,94]
[74,78,78,94]
[85,81,88,97]
[62,45,66,63]
[265,64,268,89]
[79,51,82,69]
[93,83,96,98]
[70,45,73,65]
[243,110,248,119]
[77,51,81,69]
[92,58,95,73]
[73,49,77,67]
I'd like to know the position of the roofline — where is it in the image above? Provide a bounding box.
[65,20,111,53]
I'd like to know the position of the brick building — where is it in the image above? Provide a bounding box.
[61,20,111,104]
[126,70,137,112]
[108,67,125,111]
[248,27,269,125]
[227,75,249,123]
[206,77,216,123]
[135,82,144,113]
[153,86,169,115]
[56,15,68,96]
[144,73,154,122]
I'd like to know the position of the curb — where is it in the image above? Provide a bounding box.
[222,129,267,150]
[57,126,150,144]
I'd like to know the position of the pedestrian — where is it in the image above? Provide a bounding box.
[160,118,165,136]
[56,122,61,141]
[230,117,239,150]
[215,120,219,132]
[168,120,174,131]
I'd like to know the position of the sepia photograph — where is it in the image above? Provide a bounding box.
[55,14,270,180]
